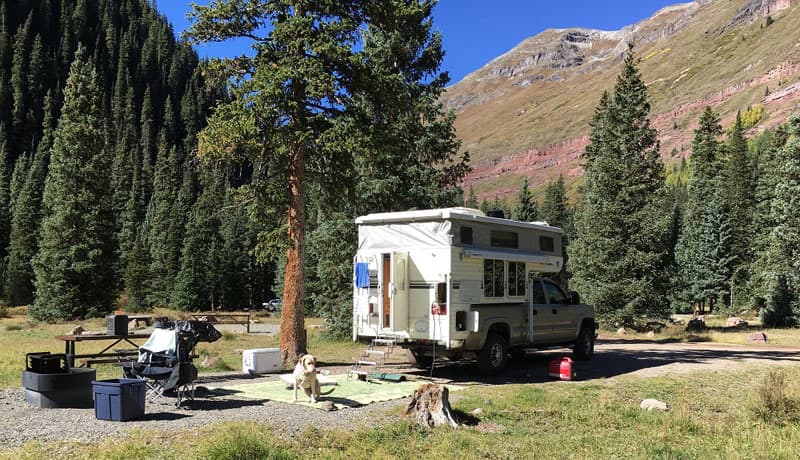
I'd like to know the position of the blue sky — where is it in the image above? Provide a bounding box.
[160,0,680,85]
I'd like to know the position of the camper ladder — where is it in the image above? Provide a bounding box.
[347,335,397,381]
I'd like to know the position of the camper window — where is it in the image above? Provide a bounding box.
[490,230,518,248]
[508,261,526,296]
[540,235,555,253]
[460,226,473,245]
[483,259,505,297]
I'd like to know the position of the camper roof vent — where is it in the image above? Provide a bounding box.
[486,210,505,219]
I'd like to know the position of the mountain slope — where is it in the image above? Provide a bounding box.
[444,0,799,201]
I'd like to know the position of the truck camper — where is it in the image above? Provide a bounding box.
[352,207,595,373]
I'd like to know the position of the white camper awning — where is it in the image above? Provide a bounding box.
[463,248,562,271]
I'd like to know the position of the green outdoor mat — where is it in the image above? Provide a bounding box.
[211,374,454,410]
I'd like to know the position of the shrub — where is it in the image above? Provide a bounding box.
[0,305,7,318]
[740,105,764,130]
[221,330,236,341]
[753,369,800,424]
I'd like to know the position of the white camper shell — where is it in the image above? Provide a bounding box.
[353,208,590,371]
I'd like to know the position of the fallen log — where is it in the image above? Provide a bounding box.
[404,383,459,428]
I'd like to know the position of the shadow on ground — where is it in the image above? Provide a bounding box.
[396,340,800,386]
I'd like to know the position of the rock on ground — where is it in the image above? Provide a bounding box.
[640,399,669,411]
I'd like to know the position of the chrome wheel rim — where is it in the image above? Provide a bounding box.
[490,343,504,368]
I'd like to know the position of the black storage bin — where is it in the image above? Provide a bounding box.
[26,352,68,374]
[107,314,128,336]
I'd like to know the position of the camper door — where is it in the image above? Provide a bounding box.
[391,252,408,331]
[379,252,408,331]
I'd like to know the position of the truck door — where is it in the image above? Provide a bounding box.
[527,279,552,343]
[390,252,409,331]
[542,279,577,341]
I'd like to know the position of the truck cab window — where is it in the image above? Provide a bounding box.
[530,280,546,304]
[543,280,569,304]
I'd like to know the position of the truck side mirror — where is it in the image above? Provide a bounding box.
[570,291,581,305]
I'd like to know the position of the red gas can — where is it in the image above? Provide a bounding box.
[547,356,574,380]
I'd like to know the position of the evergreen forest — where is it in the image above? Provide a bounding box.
[1,0,799,357]
[0,0,469,359]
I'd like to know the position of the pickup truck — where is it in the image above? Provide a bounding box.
[406,277,597,373]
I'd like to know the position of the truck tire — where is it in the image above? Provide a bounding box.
[478,333,508,374]
[573,323,595,360]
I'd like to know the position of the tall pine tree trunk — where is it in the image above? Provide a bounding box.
[280,139,307,365]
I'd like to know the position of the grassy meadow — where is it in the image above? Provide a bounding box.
[4,365,800,459]
[0,307,364,388]
[2,307,800,459]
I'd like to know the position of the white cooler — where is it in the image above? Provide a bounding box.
[242,348,281,374]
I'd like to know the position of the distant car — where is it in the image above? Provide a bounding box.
[263,299,282,312]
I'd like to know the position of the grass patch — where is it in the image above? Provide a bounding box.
[195,422,296,460]
[5,367,800,458]
[753,369,800,425]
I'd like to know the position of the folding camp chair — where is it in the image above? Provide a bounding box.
[123,320,219,407]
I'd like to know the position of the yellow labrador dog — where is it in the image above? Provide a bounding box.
[293,354,334,403]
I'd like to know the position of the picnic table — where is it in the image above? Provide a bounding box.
[55,333,150,368]
[190,312,251,333]
[126,314,154,327]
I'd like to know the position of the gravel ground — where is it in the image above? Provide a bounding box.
[2,368,413,450]
[4,338,800,451]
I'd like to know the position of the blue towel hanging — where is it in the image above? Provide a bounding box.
[354,262,370,288]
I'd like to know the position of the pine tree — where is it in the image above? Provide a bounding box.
[569,45,671,326]
[186,0,466,358]
[724,111,755,307]
[7,151,28,215]
[749,126,788,306]
[539,176,573,287]
[219,189,250,309]
[513,178,538,221]
[694,188,736,311]
[31,47,116,321]
[124,230,150,312]
[674,107,730,312]
[0,1,12,131]
[146,138,181,306]
[4,93,54,305]
[172,169,224,311]
[10,12,32,159]
[0,124,9,297]
[756,118,800,326]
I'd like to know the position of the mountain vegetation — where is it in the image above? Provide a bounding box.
[444,0,800,203]
[3,0,800,337]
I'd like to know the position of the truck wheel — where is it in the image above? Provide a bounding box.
[573,324,595,360]
[478,334,508,374]
[406,349,434,369]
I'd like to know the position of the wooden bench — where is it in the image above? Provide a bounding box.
[79,350,140,368]
[191,312,251,333]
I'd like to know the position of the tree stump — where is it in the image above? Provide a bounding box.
[404,383,459,428]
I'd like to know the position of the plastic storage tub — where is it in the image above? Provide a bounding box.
[107,314,128,336]
[92,378,146,421]
[243,348,281,374]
